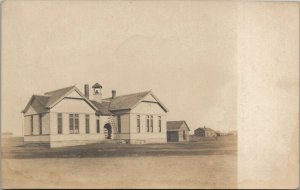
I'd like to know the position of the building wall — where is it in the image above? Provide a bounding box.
[24,105,37,116]
[50,98,95,113]
[23,113,50,142]
[24,116,31,136]
[131,102,166,115]
[23,97,51,138]
[24,113,50,138]
[194,129,205,136]
[48,97,104,147]
[50,134,104,148]
[177,130,190,141]
[24,135,50,142]
[129,102,167,144]
[41,113,50,134]
[205,131,217,137]
[108,114,130,140]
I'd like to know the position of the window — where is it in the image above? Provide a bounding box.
[74,114,79,134]
[183,130,186,140]
[96,119,100,133]
[57,113,63,134]
[137,115,140,133]
[158,116,162,132]
[39,114,43,135]
[30,115,33,135]
[117,115,121,133]
[150,115,153,133]
[146,115,150,132]
[69,114,74,134]
[85,115,90,134]
[69,114,79,134]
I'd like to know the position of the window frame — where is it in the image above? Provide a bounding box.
[146,115,150,132]
[57,113,63,134]
[137,115,140,133]
[74,114,79,134]
[117,115,121,133]
[69,114,79,134]
[30,115,33,135]
[39,114,43,135]
[96,119,100,133]
[158,116,162,133]
[85,114,90,134]
[150,115,153,133]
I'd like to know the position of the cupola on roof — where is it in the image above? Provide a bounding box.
[92,83,102,88]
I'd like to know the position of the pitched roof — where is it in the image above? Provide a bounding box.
[103,91,151,111]
[92,83,102,88]
[90,101,113,116]
[167,120,190,131]
[195,127,215,132]
[22,85,98,113]
[44,85,75,107]
[22,95,50,113]
[93,90,168,113]
[23,85,168,115]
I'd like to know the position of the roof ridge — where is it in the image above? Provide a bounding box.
[44,85,75,95]
[103,90,151,100]
[33,94,51,97]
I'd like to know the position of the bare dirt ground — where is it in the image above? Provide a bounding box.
[1,136,237,189]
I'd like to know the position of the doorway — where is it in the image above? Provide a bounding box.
[104,123,112,139]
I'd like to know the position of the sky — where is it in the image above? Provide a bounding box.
[2,1,237,136]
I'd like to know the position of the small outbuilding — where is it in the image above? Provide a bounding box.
[194,126,217,137]
[167,120,190,142]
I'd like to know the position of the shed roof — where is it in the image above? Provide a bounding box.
[167,120,190,131]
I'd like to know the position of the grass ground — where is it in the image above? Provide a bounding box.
[1,136,237,189]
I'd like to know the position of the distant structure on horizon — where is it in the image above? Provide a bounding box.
[194,126,217,137]
[22,83,169,147]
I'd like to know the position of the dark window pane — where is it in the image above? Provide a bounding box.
[39,114,43,135]
[31,116,33,135]
[117,116,121,133]
[85,115,90,134]
[58,113,63,134]
[147,116,150,132]
[137,115,140,133]
[96,119,100,133]
[159,116,161,132]
[150,116,153,132]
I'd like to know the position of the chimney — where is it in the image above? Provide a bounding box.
[84,84,89,99]
[112,90,116,98]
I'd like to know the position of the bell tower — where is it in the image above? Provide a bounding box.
[92,83,103,103]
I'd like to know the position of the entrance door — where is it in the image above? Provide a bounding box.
[104,123,112,139]
[167,131,179,142]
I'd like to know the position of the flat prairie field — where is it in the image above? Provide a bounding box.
[1,136,237,189]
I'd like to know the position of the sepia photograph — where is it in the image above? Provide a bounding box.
[1,0,298,189]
